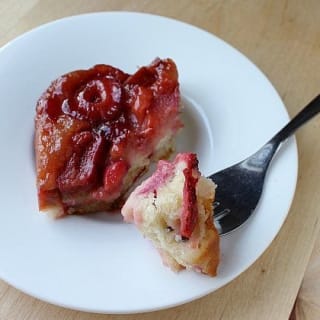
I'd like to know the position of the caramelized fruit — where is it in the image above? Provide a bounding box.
[35,58,182,216]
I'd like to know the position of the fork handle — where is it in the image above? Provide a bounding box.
[270,94,320,145]
[246,94,320,171]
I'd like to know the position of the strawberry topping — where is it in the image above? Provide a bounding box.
[103,160,129,194]
[35,58,182,214]
[180,154,199,239]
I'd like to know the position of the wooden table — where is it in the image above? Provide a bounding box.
[1,1,320,319]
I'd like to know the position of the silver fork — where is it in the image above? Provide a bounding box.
[210,95,320,235]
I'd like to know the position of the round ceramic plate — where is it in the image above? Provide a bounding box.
[0,12,297,313]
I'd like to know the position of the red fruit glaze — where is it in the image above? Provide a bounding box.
[57,133,105,192]
[103,160,129,194]
[35,58,182,214]
[74,78,122,122]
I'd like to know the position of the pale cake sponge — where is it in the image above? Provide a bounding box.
[121,153,220,276]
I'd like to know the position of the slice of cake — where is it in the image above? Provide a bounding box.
[121,153,220,276]
[35,58,182,217]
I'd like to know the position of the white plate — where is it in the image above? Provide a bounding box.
[0,12,297,313]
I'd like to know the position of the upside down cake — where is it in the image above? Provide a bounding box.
[35,58,182,217]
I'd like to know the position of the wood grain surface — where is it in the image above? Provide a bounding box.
[1,1,320,319]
